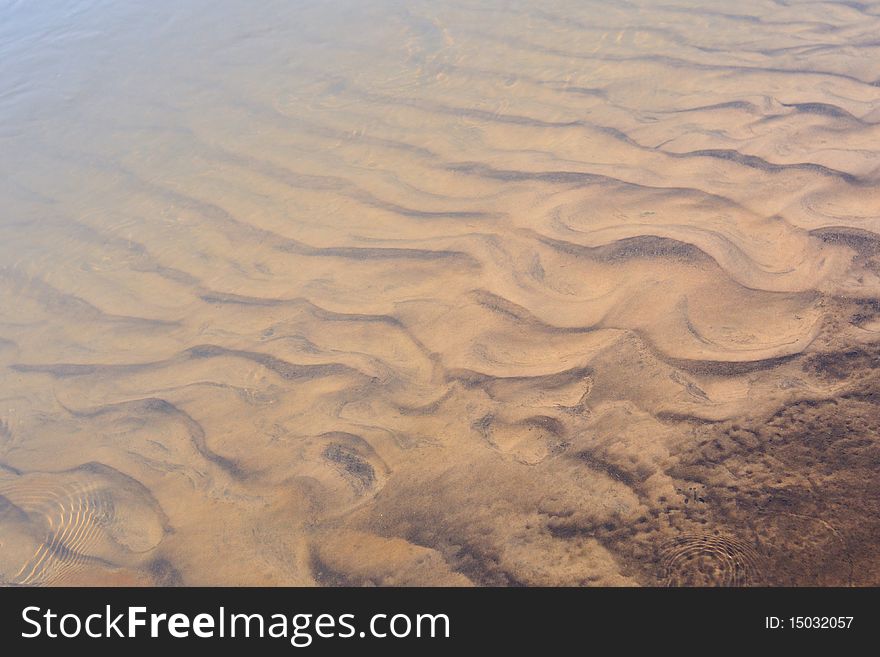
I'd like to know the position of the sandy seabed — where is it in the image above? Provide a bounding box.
[2,0,880,586]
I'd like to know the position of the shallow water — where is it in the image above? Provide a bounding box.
[2,0,880,586]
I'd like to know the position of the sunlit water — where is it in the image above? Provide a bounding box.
[2,0,880,586]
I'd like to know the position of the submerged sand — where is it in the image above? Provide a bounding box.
[1,0,880,585]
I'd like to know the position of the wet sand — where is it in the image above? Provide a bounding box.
[1,0,880,585]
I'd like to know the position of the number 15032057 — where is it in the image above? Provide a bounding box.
[765,616,853,629]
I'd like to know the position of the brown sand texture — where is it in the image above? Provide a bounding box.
[2,0,880,586]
